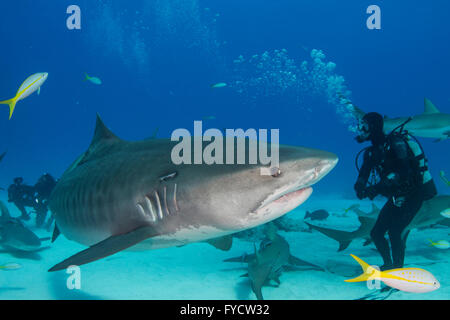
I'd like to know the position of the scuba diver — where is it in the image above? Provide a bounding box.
[7,174,57,228]
[354,112,437,270]
[7,177,35,221]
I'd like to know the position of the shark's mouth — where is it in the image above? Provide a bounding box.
[255,187,313,220]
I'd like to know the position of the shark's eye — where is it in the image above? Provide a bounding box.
[271,167,281,177]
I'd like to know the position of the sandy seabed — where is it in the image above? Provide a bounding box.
[0,194,448,300]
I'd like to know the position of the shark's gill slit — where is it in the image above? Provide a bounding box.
[154,191,163,219]
[136,203,146,217]
[145,196,157,222]
[173,183,179,212]
[163,186,170,216]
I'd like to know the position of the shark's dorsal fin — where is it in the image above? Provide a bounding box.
[89,114,121,150]
[423,98,440,114]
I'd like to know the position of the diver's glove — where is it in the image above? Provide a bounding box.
[354,181,367,200]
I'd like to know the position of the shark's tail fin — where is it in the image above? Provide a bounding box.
[0,97,17,120]
[345,254,380,283]
[83,73,89,81]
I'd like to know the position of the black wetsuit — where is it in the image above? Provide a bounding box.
[7,182,35,219]
[33,174,57,228]
[355,134,437,269]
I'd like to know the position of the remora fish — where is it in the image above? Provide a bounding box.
[48,115,338,271]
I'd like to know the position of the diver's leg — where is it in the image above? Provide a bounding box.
[15,202,30,220]
[35,208,47,228]
[371,200,394,269]
[389,196,423,268]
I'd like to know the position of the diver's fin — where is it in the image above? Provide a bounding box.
[345,254,378,283]
[0,97,18,120]
[362,239,372,246]
[48,225,160,272]
[205,235,233,251]
[51,224,60,243]
[424,98,440,114]
[289,255,324,271]
[305,222,353,252]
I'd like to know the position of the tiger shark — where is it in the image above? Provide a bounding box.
[351,98,450,141]
[48,115,338,271]
[306,195,450,251]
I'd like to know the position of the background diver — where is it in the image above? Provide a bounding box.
[354,112,437,270]
[7,173,57,229]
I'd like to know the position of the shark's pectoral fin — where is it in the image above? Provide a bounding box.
[240,273,249,278]
[205,235,233,251]
[39,237,51,242]
[362,239,372,246]
[51,224,60,243]
[48,225,159,272]
[288,255,325,271]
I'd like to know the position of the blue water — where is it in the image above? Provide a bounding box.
[0,1,448,300]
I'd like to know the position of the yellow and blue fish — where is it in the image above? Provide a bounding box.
[0,263,22,271]
[0,72,48,119]
[345,254,440,293]
[84,73,102,85]
[428,239,450,249]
